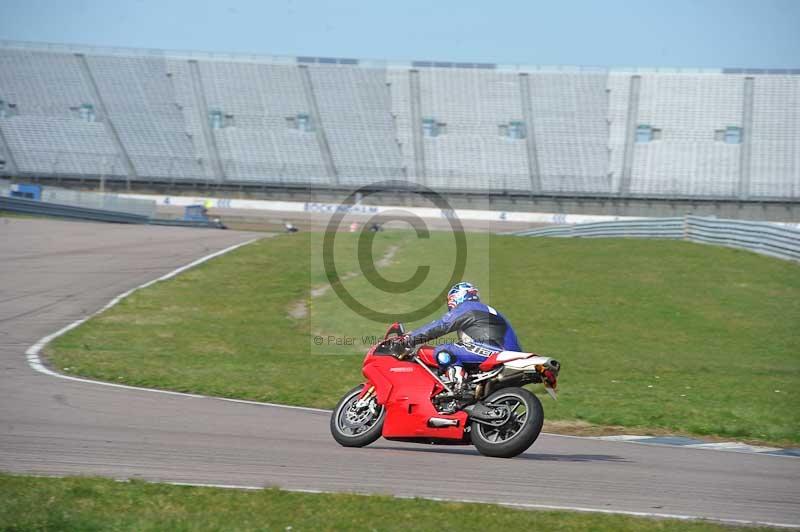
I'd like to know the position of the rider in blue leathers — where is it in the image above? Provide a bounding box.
[400,282,522,389]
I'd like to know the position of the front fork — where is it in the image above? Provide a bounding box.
[355,385,376,409]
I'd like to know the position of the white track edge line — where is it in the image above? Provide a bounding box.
[577,434,799,458]
[24,236,330,413]
[163,480,799,529]
[15,474,800,529]
[21,236,797,452]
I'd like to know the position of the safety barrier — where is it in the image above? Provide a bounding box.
[512,216,800,262]
[40,187,157,218]
[149,217,225,229]
[1,195,149,223]
[0,196,223,229]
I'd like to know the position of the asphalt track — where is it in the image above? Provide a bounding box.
[1,218,798,528]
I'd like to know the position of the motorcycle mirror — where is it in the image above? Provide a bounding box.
[385,322,406,339]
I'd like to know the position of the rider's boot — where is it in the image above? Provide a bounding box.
[443,365,473,402]
[442,365,466,390]
[436,366,474,413]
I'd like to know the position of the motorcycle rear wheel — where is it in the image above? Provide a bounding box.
[470,387,543,458]
[330,385,385,447]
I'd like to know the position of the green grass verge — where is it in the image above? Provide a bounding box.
[0,474,768,531]
[48,232,800,445]
[0,210,41,219]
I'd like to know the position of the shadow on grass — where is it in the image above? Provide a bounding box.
[370,445,630,462]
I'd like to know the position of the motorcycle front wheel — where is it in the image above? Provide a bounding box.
[330,385,385,447]
[470,387,544,458]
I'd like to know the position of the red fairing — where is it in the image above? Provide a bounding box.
[478,352,502,371]
[416,346,438,368]
[361,343,466,441]
[362,363,393,404]
[363,343,378,366]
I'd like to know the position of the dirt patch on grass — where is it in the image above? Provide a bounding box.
[287,244,400,320]
[543,419,793,448]
[287,299,310,320]
[375,244,399,268]
[541,420,708,439]
[543,420,636,437]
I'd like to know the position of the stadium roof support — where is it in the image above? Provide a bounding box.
[188,60,225,181]
[75,53,138,186]
[298,65,338,184]
[518,73,541,194]
[619,75,641,195]
[738,77,754,200]
[408,69,426,183]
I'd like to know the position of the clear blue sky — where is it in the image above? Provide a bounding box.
[1,0,798,68]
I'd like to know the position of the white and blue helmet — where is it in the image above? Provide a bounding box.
[446,282,480,309]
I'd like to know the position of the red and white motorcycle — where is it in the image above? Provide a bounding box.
[331,323,561,458]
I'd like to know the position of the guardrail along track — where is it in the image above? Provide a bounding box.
[0,196,223,229]
[512,216,800,262]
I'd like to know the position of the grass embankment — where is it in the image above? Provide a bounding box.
[49,232,800,445]
[0,474,768,532]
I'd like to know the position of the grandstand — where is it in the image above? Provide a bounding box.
[0,40,798,204]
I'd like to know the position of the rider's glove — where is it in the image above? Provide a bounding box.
[400,334,414,348]
[389,335,413,359]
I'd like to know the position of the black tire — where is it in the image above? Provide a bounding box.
[470,387,544,458]
[330,385,385,448]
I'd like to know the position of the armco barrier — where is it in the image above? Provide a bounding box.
[40,187,157,218]
[511,216,800,262]
[149,217,225,229]
[511,217,685,238]
[684,216,800,261]
[0,196,223,229]
[1,195,149,224]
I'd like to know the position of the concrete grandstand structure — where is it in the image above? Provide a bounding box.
[0,40,798,207]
